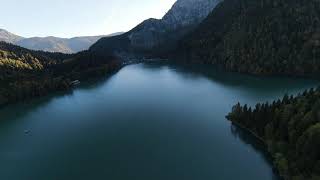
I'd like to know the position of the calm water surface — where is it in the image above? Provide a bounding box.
[0,62,318,180]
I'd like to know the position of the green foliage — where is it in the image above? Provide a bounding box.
[274,153,289,178]
[177,0,320,77]
[227,88,320,179]
[0,42,121,106]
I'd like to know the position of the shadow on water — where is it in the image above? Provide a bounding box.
[139,62,319,106]
[188,63,317,90]
[74,69,122,91]
[0,71,118,126]
[230,123,283,180]
[1,62,318,128]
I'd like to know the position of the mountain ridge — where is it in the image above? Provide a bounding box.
[0,29,123,54]
[90,0,222,59]
[0,29,24,44]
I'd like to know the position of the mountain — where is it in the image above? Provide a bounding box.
[177,0,320,77]
[227,87,320,180]
[0,41,71,77]
[162,0,221,29]
[0,41,121,106]
[15,36,105,54]
[0,29,123,54]
[90,0,222,59]
[0,29,24,44]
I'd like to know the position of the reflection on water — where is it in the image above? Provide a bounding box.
[230,124,281,180]
[0,62,318,180]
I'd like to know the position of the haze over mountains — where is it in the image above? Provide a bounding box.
[0,29,24,43]
[90,0,222,57]
[0,29,123,54]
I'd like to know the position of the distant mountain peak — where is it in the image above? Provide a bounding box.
[0,29,124,53]
[162,0,222,29]
[91,0,223,55]
[0,29,24,44]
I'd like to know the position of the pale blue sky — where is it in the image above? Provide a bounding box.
[0,0,176,38]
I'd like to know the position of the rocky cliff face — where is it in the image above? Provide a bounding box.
[91,0,222,55]
[162,0,222,29]
[128,0,222,49]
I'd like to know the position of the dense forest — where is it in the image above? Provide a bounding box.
[176,0,320,77]
[227,88,320,180]
[0,42,121,106]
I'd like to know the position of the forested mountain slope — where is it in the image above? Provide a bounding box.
[0,42,121,106]
[0,42,72,80]
[227,88,320,180]
[177,0,320,77]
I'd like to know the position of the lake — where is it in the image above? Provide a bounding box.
[0,62,318,180]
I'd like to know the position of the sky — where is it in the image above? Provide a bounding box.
[0,0,176,38]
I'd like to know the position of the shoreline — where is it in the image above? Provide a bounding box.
[0,64,123,109]
[228,119,288,180]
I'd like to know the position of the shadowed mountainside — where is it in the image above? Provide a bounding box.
[175,0,320,77]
